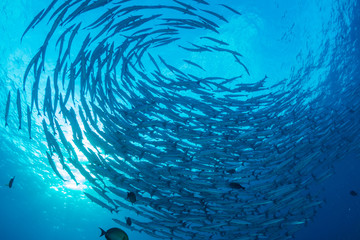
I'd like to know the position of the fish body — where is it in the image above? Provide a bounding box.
[125,217,132,226]
[127,192,136,204]
[219,4,242,15]
[99,227,129,240]
[21,9,45,42]
[46,151,66,181]
[350,190,358,196]
[84,192,117,213]
[229,182,245,190]
[200,36,229,46]
[8,176,15,188]
[183,59,205,71]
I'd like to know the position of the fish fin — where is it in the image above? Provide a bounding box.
[99,227,106,237]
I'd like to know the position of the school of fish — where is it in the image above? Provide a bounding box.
[4,0,360,239]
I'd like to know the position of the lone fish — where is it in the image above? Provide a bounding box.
[350,190,358,196]
[8,176,15,188]
[127,192,136,204]
[99,227,129,240]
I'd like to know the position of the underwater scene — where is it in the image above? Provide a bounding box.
[0,0,359,239]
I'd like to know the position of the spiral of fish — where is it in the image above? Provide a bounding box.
[18,0,360,239]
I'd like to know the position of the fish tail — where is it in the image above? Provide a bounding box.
[99,227,106,237]
[5,122,8,127]
[112,209,119,214]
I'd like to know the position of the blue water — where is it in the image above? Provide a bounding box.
[0,0,359,239]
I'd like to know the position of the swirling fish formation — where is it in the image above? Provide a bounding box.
[7,0,359,239]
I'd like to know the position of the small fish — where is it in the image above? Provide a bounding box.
[84,192,117,213]
[127,192,136,204]
[225,169,236,174]
[200,36,229,46]
[229,182,245,190]
[201,9,228,23]
[194,0,209,5]
[219,4,242,15]
[21,9,45,42]
[350,190,358,196]
[125,217,132,226]
[173,0,196,10]
[46,151,66,181]
[183,59,205,71]
[8,176,15,188]
[99,227,129,240]
[5,91,10,127]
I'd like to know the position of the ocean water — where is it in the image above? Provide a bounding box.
[0,0,359,239]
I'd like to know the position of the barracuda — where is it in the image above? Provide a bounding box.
[13,0,360,239]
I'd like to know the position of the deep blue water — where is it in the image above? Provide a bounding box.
[0,0,359,239]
